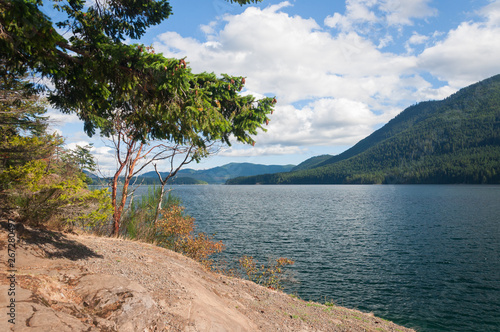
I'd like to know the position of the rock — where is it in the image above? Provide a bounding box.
[18,302,98,332]
[74,274,164,331]
[0,285,98,332]
[0,274,165,332]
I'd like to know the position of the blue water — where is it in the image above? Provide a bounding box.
[135,184,500,332]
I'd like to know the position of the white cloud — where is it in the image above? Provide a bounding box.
[377,34,394,49]
[325,0,437,32]
[324,13,344,29]
[381,0,437,26]
[62,142,116,174]
[155,5,419,106]
[404,31,429,53]
[266,1,292,13]
[46,109,80,124]
[415,0,500,88]
[418,20,500,88]
[478,1,500,26]
[200,21,217,35]
[254,99,387,148]
[46,109,82,138]
[345,0,379,24]
[65,141,92,151]
[407,31,428,44]
[92,146,117,174]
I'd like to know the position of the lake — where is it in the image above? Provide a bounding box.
[130,184,500,332]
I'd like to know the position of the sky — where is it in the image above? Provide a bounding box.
[45,0,500,173]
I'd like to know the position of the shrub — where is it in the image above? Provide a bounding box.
[154,203,224,267]
[1,159,112,230]
[238,255,294,290]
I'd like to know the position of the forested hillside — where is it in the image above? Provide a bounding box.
[228,74,500,184]
[291,155,332,171]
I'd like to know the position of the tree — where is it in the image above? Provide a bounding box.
[1,0,275,235]
[102,60,276,235]
[0,61,54,170]
[64,144,96,173]
[0,68,112,228]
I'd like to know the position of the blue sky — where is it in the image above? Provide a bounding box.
[46,0,500,173]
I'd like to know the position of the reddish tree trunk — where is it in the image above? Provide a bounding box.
[110,142,143,236]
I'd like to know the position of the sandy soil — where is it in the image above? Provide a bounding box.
[0,222,415,331]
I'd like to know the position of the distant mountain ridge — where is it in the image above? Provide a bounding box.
[140,162,295,184]
[228,74,500,184]
[291,155,332,171]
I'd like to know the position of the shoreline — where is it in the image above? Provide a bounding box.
[0,223,415,331]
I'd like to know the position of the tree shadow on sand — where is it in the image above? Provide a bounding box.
[0,221,103,261]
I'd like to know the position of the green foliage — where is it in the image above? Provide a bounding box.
[67,187,112,230]
[0,159,46,192]
[0,69,112,229]
[1,158,112,229]
[63,144,96,173]
[324,300,335,307]
[0,66,55,170]
[291,155,332,172]
[238,255,294,290]
[228,74,500,185]
[1,0,274,151]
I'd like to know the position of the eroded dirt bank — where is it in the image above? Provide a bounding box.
[0,222,415,331]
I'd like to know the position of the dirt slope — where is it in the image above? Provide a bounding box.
[0,222,415,331]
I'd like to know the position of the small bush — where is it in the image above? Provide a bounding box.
[155,203,224,267]
[238,255,294,290]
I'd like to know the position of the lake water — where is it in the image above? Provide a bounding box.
[131,184,500,332]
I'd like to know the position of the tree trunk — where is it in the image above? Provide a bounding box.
[111,171,121,236]
[111,143,143,236]
[110,139,134,236]
[153,182,167,225]
[113,175,131,235]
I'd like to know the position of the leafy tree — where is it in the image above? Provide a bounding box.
[62,143,96,184]
[1,0,275,235]
[0,68,112,228]
[1,157,111,229]
[64,144,96,173]
[0,63,54,170]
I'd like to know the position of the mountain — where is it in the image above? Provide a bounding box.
[291,155,332,171]
[228,74,500,184]
[140,162,295,184]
